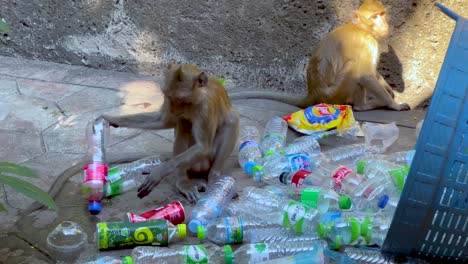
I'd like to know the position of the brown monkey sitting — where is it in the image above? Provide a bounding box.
[102,64,240,202]
[229,0,410,111]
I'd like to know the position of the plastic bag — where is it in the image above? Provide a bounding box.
[362,122,399,153]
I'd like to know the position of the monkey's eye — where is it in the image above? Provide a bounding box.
[370,14,379,20]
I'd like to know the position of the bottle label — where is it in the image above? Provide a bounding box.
[332,166,353,189]
[106,167,121,183]
[239,140,259,152]
[283,202,307,233]
[286,154,311,171]
[126,212,148,223]
[289,170,311,187]
[249,244,270,263]
[185,245,208,264]
[105,180,123,197]
[225,216,244,243]
[140,201,185,225]
[83,162,108,183]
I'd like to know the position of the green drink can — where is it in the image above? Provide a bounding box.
[97,219,186,250]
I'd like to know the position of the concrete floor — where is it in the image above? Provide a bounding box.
[0,55,426,263]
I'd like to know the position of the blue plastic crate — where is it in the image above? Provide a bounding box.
[382,3,468,262]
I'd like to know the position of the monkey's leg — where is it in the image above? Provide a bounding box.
[376,73,395,98]
[207,111,240,184]
[355,76,410,111]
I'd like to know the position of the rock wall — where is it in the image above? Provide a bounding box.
[0,0,466,108]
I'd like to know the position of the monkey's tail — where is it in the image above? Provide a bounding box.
[21,152,168,216]
[228,91,307,108]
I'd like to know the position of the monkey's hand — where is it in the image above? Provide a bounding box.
[137,168,165,198]
[176,178,207,203]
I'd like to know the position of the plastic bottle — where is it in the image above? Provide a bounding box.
[317,215,363,249]
[197,215,320,245]
[83,117,110,215]
[283,136,321,157]
[358,161,410,192]
[320,143,368,167]
[232,240,327,264]
[227,187,320,235]
[84,256,133,264]
[188,175,237,233]
[260,117,288,155]
[360,216,391,246]
[96,220,186,250]
[238,126,265,181]
[343,246,396,264]
[382,150,415,167]
[260,153,313,182]
[257,250,325,264]
[132,244,232,264]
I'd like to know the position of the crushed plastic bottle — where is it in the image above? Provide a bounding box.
[83,117,110,215]
[84,256,133,264]
[132,244,231,264]
[233,240,327,264]
[97,219,186,250]
[260,117,288,155]
[238,126,265,181]
[46,221,87,253]
[382,150,415,167]
[362,122,399,154]
[188,175,237,233]
[104,155,163,197]
[197,215,319,245]
[283,136,321,157]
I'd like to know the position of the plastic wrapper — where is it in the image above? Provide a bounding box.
[362,122,399,153]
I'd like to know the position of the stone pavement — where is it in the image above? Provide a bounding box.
[0,55,426,263]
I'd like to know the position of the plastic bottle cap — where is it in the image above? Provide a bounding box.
[243,161,256,175]
[361,217,372,244]
[264,150,275,157]
[356,161,366,174]
[317,223,332,238]
[389,168,407,191]
[122,256,133,264]
[377,195,389,209]
[349,218,361,243]
[178,224,187,239]
[300,188,320,208]
[224,245,233,264]
[188,219,201,233]
[252,165,264,182]
[197,225,205,240]
[338,196,352,210]
[88,202,102,215]
[279,172,289,184]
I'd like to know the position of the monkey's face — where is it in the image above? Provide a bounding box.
[368,12,389,39]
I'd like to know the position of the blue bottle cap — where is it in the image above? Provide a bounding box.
[377,195,389,209]
[243,161,256,175]
[88,202,102,215]
[188,219,202,233]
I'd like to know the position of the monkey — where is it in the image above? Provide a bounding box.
[228,0,410,112]
[101,64,240,202]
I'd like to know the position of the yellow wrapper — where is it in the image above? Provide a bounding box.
[283,103,356,135]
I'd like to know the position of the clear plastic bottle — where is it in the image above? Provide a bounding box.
[382,150,415,167]
[283,136,321,157]
[260,117,288,155]
[228,187,320,235]
[343,246,396,264]
[83,117,110,215]
[84,256,133,264]
[132,244,231,264]
[261,153,313,182]
[317,215,363,249]
[360,216,391,246]
[238,126,265,181]
[197,215,320,245]
[188,175,237,233]
[320,143,368,167]
[105,179,139,197]
[233,240,327,264]
[257,249,325,264]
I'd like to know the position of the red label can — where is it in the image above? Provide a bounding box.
[127,201,185,225]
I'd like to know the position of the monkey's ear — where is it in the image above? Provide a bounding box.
[198,72,208,86]
[352,10,361,25]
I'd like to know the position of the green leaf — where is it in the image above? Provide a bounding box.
[0,174,58,211]
[217,78,227,86]
[0,202,5,212]
[0,18,10,33]
[0,162,38,178]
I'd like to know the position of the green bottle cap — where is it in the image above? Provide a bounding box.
[264,150,275,156]
[178,224,187,239]
[317,222,333,238]
[361,217,372,244]
[197,225,205,240]
[389,168,408,192]
[338,196,352,210]
[356,161,366,174]
[332,235,342,250]
[300,188,320,208]
[122,256,133,264]
[224,245,233,264]
[252,165,264,182]
[349,218,361,243]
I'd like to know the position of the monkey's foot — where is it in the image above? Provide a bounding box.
[385,86,395,98]
[394,103,411,111]
[176,178,207,203]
